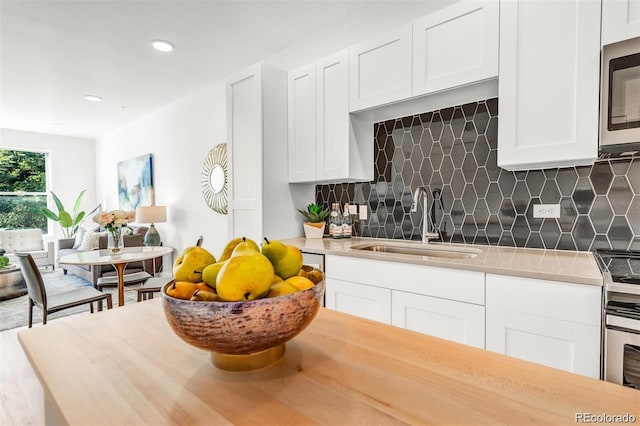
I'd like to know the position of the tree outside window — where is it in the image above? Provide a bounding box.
[0,149,48,232]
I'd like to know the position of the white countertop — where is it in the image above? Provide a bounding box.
[284,237,603,286]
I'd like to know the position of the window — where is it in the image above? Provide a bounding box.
[0,149,49,232]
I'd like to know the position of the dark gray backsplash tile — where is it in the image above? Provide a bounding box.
[316,98,640,251]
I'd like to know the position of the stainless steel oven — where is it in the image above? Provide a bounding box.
[600,36,640,153]
[595,249,640,388]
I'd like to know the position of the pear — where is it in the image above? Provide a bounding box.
[219,236,260,262]
[167,281,214,300]
[216,241,274,301]
[262,238,303,279]
[202,261,227,289]
[285,276,315,291]
[190,289,220,302]
[173,237,217,282]
[268,281,298,298]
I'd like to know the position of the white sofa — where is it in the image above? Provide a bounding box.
[0,229,55,270]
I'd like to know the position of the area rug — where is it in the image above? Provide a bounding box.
[0,270,139,331]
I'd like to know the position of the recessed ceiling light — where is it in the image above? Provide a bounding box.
[85,95,103,102]
[152,39,174,52]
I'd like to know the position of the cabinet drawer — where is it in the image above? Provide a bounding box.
[326,255,484,305]
[486,274,601,326]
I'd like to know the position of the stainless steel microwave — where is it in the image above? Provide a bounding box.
[600,36,640,153]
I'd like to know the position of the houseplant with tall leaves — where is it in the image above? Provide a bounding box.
[41,190,99,238]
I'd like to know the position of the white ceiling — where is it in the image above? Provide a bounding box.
[0,0,453,141]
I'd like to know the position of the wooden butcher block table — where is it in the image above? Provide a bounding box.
[18,298,639,425]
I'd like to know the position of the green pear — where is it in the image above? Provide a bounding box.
[173,238,216,282]
[201,261,227,289]
[216,243,274,301]
[262,238,303,279]
[219,236,259,262]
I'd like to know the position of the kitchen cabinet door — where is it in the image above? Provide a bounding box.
[485,274,602,378]
[288,63,316,183]
[412,0,498,96]
[349,23,412,112]
[498,0,601,170]
[392,291,485,349]
[227,63,301,243]
[316,50,350,181]
[325,278,392,324]
[602,0,640,45]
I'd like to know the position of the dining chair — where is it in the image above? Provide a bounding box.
[136,276,175,302]
[15,252,113,328]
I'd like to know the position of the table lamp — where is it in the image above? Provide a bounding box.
[136,206,167,246]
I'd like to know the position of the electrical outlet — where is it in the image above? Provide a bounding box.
[533,204,561,218]
[359,205,368,220]
[348,204,358,215]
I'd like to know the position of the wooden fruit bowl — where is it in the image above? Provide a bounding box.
[161,271,325,367]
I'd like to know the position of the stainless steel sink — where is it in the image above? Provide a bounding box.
[350,242,481,259]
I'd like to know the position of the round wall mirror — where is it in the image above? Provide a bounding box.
[201,143,228,214]
[209,165,225,193]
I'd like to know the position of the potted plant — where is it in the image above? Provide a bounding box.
[297,203,329,239]
[41,190,99,238]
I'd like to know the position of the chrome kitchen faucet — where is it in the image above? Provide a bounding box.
[411,186,445,244]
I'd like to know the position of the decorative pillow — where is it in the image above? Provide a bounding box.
[72,228,86,249]
[77,230,107,251]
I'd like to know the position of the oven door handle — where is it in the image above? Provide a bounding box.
[607,315,640,332]
[606,282,640,296]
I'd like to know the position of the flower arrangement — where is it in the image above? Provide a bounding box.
[93,210,135,253]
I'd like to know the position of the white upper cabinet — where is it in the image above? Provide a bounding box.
[602,0,640,45]
[498,0,601,170]
[412,0,499,96]
[288,50,373,184]
[288,63,316,182]
[227,63,301,242]
[349,24,413,112]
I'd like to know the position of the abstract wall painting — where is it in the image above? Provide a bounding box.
[117,154,154,212]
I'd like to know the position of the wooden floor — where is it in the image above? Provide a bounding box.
[1,325,46,425]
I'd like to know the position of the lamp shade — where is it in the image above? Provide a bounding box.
[136,206,167,224]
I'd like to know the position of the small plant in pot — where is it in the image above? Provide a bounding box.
[297,203,329,239]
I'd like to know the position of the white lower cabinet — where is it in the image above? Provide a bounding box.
[485,274,602,379]
[325,278,391,324]
[324,255,485,347]
[392,291,485,349]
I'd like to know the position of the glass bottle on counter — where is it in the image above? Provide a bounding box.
[329,203,343,239]
[342,203,352,238]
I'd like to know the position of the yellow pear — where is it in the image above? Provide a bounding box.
[268,281,298,298]
[285,276,315,291]
[261,238,303,279]
[216,244,274,301]
[173,238,216,283]
[202,261,227,289]
[190,289,220,302]
[219,236,259,262]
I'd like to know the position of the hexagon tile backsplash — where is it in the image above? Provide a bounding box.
[315,97,640,252]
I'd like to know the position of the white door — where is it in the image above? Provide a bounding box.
[325,278,392,324]
[498,0,601,170]
[392,291,485,349]
[486,308,601,378]
[349,23,412,111]
[316,49,349,181]
[288,63,316,183]
[602,0,640,45]
[226,64,263,243]
[412,0,499,96]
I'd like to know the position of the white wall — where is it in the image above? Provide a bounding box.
[0,129,97,241]
[95,80,228,259]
